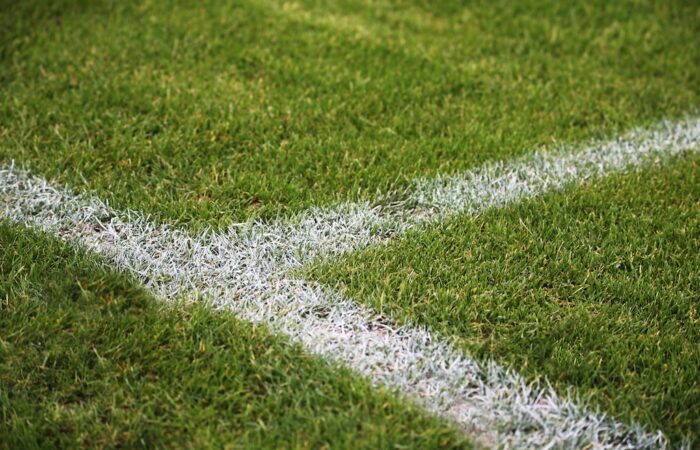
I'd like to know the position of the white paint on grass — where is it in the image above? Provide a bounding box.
[2,116,699,448]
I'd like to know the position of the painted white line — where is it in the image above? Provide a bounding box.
[2,116,698,448]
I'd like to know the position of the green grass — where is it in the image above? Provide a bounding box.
[308,153,700,446]
[2,0,700,447]
[0,223,471,449]
[2,0,699,228]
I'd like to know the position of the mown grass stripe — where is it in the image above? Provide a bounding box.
[2,116,698,448]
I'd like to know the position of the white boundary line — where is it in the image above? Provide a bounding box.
[2,116,699,448]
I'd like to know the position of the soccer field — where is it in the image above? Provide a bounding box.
[1,1,699,448]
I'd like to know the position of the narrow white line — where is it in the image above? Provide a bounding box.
[2,116,698,448]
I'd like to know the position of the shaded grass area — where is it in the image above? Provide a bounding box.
[1,0,699,228]
[308,154,700,445]
[0,223,470,449]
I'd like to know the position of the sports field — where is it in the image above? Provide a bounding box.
[1,1,699,448]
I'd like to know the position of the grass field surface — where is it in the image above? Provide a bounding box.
[2,0,699,228]
[0,224,470,449]
[309,153,700,445]
[1,117,695,449]
[1,0,699,448]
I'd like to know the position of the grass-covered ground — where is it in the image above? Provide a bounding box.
[309,153,700,446]
[2,0,700,447]
[0,223,470,449]
[1,0,699,228]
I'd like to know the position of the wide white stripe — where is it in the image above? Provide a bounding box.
[2,116,698,448]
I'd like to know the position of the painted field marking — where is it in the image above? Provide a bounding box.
[2,116,699,448]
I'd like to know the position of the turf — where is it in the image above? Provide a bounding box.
[308,153,700,446]
[2,0,699,228]
[0,223,471,449]
[2,0,699,446]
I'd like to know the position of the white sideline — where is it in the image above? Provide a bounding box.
[2,116,699,448]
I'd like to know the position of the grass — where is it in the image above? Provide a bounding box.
[0,223,470,449]
[1,0,699,228]
[308,153,700,446]
[2,0,699,447]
